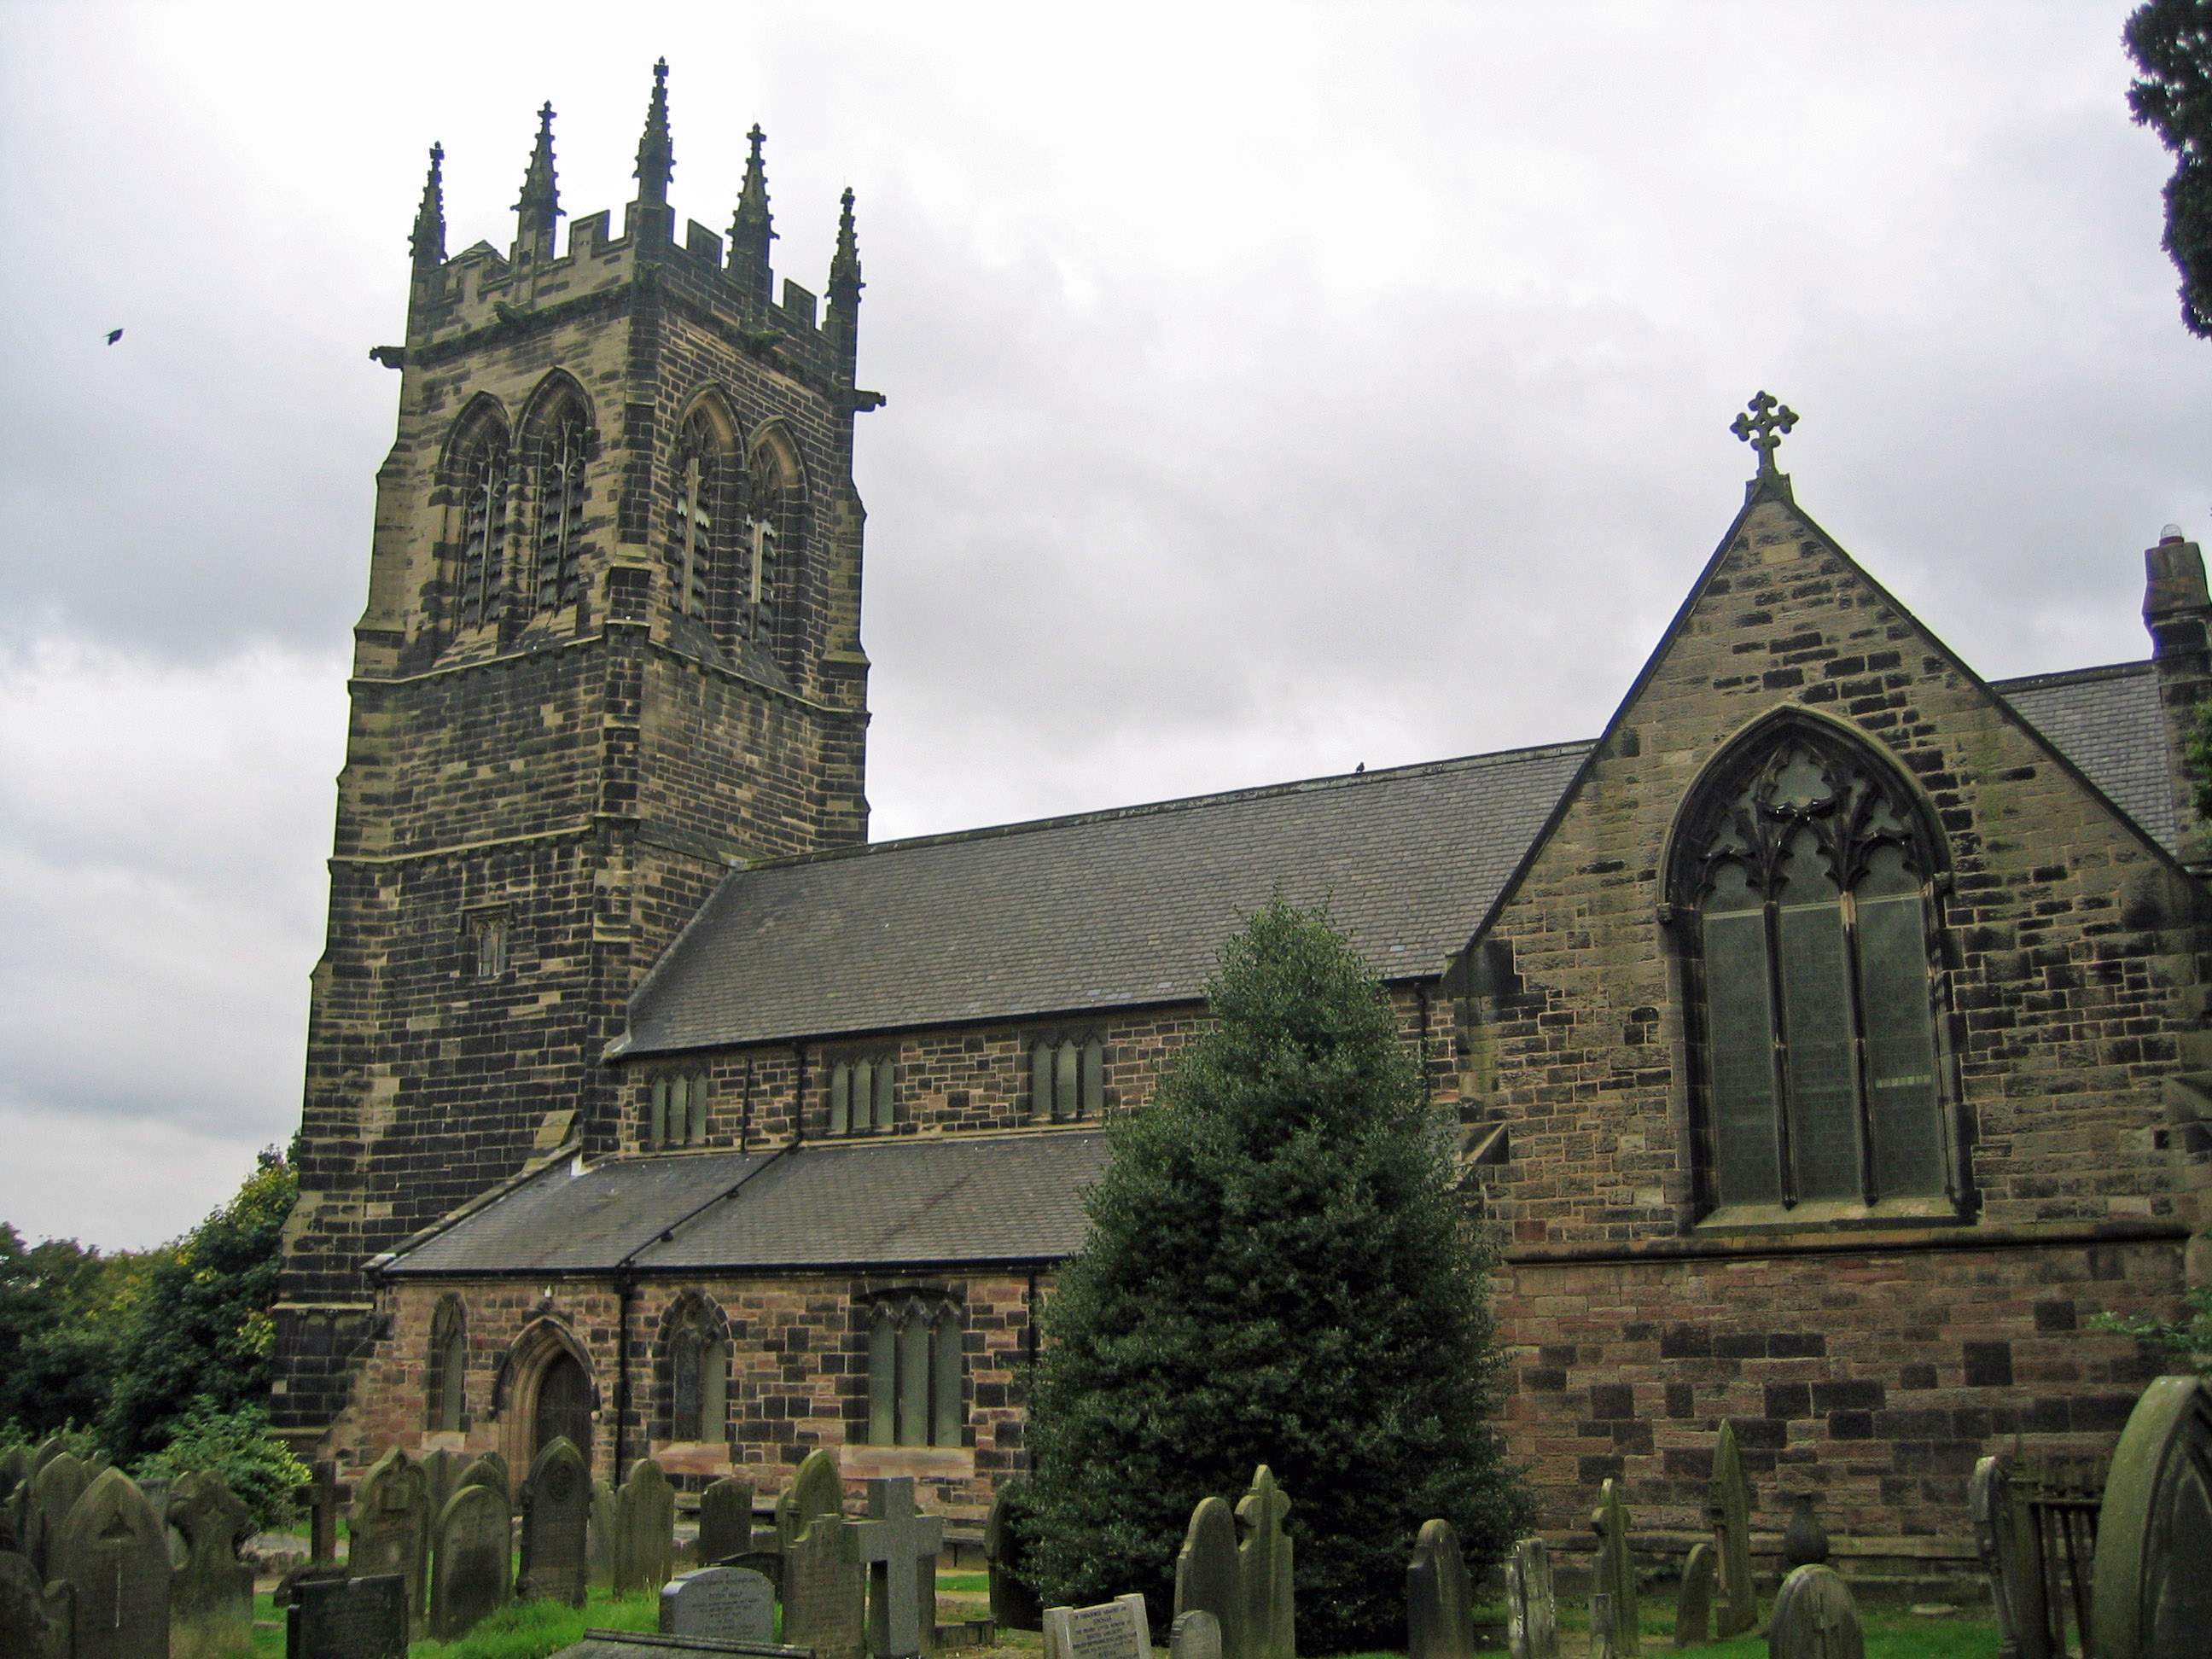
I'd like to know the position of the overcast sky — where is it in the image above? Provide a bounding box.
[1,2,2204,1249]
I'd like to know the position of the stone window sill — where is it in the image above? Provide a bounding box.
[841,1444,975,1480]
[1693,1196,1967,1236]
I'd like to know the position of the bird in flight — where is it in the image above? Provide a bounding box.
[105,329,123,345]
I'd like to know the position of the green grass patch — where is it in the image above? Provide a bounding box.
[938,1573,991,1593]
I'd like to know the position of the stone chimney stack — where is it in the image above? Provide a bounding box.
[2145,525,2212,866]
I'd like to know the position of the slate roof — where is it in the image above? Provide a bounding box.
[618,742,1593,1056]
[1990,660,2180,854]
[381,1132,1107,1276]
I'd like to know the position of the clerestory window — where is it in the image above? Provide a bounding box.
[1028,1034,1104,1123]
[1674,720,1953,1214]
[829,1053,895,1136]
[649,1074,710,1149]
[865,1296,963,1447]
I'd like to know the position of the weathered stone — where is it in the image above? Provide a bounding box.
[848,1477,943,1659]
[1707,1423,1754,1640]
[1174,1497,1242,1659]
[305,1460,341,1566]
[1235,1468,1293,1659]
[985,1479,1041,1633]
[1671,1541,1713,1650]
[420,1451,458,1526]
[589,1479,619,1590]
[1406,1518,1474,1659]
[24,1451,90,1579]
[431,1481,514,1639]
[1043,1594,1152,1659]
[460,1452,511,1506]
[776,1449,845,1551]
[1505,1537,1556,1659]
[288,1572,409,1659]
[615,1460,678,1598]
[349,1448,431,1627]
[698,1478,756,1568]
[1780,1494,1828,1569]
[1168,1610,1221,1659]
[0,1548,70,1659]
[1969,1457,2035,1659]
[661,1566,777,1644]
[1767,1565,1863,1659]
[0,1447,28,1553]
[52,1467,169,1659]
[1590,1478,1638,1659]
[2089,1373,2212,1659]
[170,1468,256,1656]
[521,1436,591,1607]
[783,1508,864,1659]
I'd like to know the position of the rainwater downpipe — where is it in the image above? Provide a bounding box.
[613,1268,637,1479]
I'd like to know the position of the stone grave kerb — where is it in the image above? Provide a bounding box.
[846,1476,944,1659]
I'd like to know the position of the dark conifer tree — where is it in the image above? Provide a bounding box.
[2128,0,2212,336]
[1022,900,1530,1653]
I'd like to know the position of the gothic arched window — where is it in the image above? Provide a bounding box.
[532,402,590,613]
[663,1297,729,1444]
[671,413,724,621]
[1672,719,1953,1214]
[451,427,509,631]
[742,429,804,643]
[426,1296,468,1432]
[864,1296,963,1448]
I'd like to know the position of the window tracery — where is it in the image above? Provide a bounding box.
[455,434,509,630]
[662,1296,728,1444]
[672,414,720,621]
[533,405,588,613]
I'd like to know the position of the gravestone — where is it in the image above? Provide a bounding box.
[1043,1593,1154,1659]
[170,1468,256,1656]
[1174,1497,1242,1659]
[0,1446,28,1552]
[1672,1540,1713,1650]
[421,1450,457,1528]
[521,1435,592,1607]
[1969,1456,2038,1659]
[615,1459,678,1598]
[24,1451,90,1578]
[986,1480,1042,1633]
[777,1449,845,1551]
[306,1460,342,1564]
[2089,1372,2212,1659]
[1169,1610,1222,1659]
[349,1447,432,1627]
[1767,1565,1863,1659]
[431,1480,514,1640]
[1235,1468,1294,1659]
[287,1573,410,1659]
[698,1478,756,1568]
[1505,1537,1557,1659]
[1707,1424,1754,1640]
[1406,1518,1475,1659]
[1780,1495,1828,1569]
[589,1478,620,1589]
[0,1548,71,1659]
[52,1467,169,1659]
[30,1440,63,1477]
[460,1452,512,1506]
[848,1477,944,1659]
[1591,1479,1639,1659]
[662,1567,778,1644]
[783,1509,865,1659]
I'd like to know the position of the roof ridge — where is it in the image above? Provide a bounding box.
[743,738,1598,871]
[1988,658,2153,693]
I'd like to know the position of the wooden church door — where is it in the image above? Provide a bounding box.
[533,1352,594,1469]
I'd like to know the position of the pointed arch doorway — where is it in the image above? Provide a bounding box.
[500,1318,599,1474]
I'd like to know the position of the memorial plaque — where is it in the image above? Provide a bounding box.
[1044,1593,1154,1659]
[783,1510,864,1659]
[287,1573,409,1659]
[662,1567,778,1644]
[431,1480,514,1639]
[1175,1497,1242,1659]
[522,1436,592,1607]
[53,1469,171,1659]
[1505,1536,1557,1659]
[699,1478,756,1568]
[1235,1470,1294,1659]
[1168,1610,1220,1659]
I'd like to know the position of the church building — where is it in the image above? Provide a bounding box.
[274,70,2209,1566]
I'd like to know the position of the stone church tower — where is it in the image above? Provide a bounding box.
[273,67,879,1441]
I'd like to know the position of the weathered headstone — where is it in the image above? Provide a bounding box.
[421,1450,458,1526]
[777,1449,845,1551]
[350,1447,432,1627]
[1505,1535,1557,1659]
[2089,1372,2212,1659]
[30,1440,63,1478]
[1672,1540,1713,1650]
[1591,1479,1639,1659]
[287,1572,409,1659]
[521,1436,592,1607]
[1406,1518,1475,1659]
[0,1548,71,1659]
[1780,1494,1828,1569]
[1169,1610,1221,1659]
[170,1468,256,1658]
[783,1509,865,1659]
[24,1451,90,1579]
[1235,1468,1294,1659]
[52,1467,169,1659]
[1175,1497,1242,1659]
[986,1480,1042,1633]
[699,1478,756,1569]
[1767,1565,1863,1659]
[1043,1593,1154,1659]
[615,1459,678,1598]
[1969,1456,2039,1659]
[460,1452,512,1506]
[1708,1423,1754,1640]
[431,1480,514,1639]
[849,1477,944,1659]
[306,1459,342,1565]
[662,1566,778,1644]
[0,1446,29,1553]
[590,1478,620,1589]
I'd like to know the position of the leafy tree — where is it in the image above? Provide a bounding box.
[0,1228,164,1439]
[100,1150,295,1462]
[1022,899,1531,1653]
[133,1399,309,1530]
[2128,0,2212,336]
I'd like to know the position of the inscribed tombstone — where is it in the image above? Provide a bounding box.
[1043,1593,1154,1659]
[616,1460,678,1598]
[287,1573,409,1659]
[0,1548,70,1659]
[2089,1372,2212,1659]
[1590,1479,1638,1659]
[698,1478,756,1568]
[1169,1611,1221,1659]
[1175,1497,1242,1659]
[421,1451,457,1528]
[590,1479,620,1589]
[1767,1566,1863,1659]
[986,1480,1042,1633]
[1235,1469,1294,1659]
[1672,1541,1713,1650]
[24,1452,90,1579]
[849,1477,944,1659]
[1707,1425,1754,1641]
[1505,1535,1557,1659]
[661,1567,778,1644]
[783,1510,865,1659]
[52,1467,169,1659]
[460,1452,512,1506]
[432,1481,515,1640]
[1406,1519,1474,1659]
[170,1468,256,1656]
[349,1447,431,1627]
[521,1436,592,1607]
[777,1449,845,1551]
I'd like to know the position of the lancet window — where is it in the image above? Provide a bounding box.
[533,405,589,613]
[672,415,721,620]
[1028,1034,1104,1122]
[742,432,801,641]
[454,434,509,630]
[426,1297,468,1433]
[663,1297,729,1444]
[864,1295,963,1448]
[649,1074,710,1149]
[1674,719,1953,1213]
[829,1052,896,1136]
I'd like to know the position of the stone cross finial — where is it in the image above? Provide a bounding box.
[1730,392,1797,474]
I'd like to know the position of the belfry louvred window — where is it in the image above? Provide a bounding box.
[672,415,719,620]
[1674,718,1953,1212]
[534,406,588,612]
[457,437,509,628]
